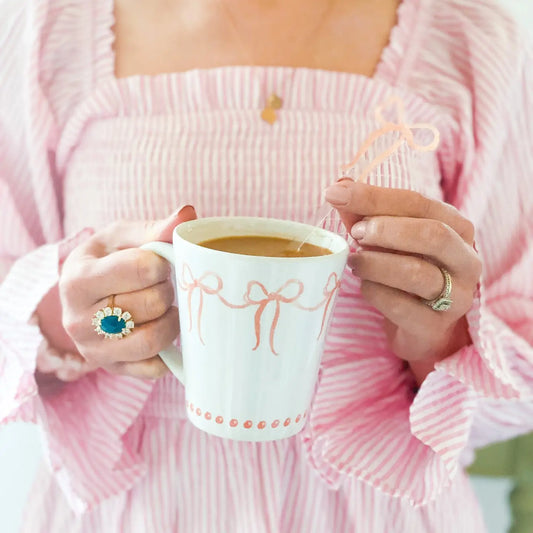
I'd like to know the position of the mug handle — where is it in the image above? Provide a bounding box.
[140,242,185,385]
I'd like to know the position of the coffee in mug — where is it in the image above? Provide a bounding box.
[199,235,332,258]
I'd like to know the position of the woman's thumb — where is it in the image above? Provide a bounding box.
[150,205,197,243]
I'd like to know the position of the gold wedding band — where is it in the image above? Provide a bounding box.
[424,268,453,312]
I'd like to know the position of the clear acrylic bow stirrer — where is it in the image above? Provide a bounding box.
[294,95,441,252]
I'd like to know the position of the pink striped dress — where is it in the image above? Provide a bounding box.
[1,0,532,531]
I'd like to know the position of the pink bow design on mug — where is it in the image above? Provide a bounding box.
[179,264,223,345]
[244,280,304,355]
[295,272,342,339]
[318,273,342,339]
[341,95,440,181]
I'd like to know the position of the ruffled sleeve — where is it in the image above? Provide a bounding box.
[413,4,533,462]
[0,1,155,513]
[303,0,533,505]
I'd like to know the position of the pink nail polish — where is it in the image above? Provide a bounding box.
[325,186,351,206]
[351,222,367,240]
[172,205,195,217]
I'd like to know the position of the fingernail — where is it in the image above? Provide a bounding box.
[172,205,195,217]
[351,221,367,240]
[347,253,357,268]
[325,185,351,206]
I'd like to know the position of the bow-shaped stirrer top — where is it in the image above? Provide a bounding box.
[340,95,440,179]
[293,95,441,252]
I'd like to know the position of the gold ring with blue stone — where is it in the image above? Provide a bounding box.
[92,296,135,339]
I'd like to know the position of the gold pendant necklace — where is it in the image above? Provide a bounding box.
[260,93,283,125]
[219,1,336,125]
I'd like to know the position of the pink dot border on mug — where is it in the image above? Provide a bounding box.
[186,401,307,430]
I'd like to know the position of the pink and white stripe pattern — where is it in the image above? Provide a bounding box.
[0,0,532,531]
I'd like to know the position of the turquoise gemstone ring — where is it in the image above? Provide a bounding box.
[92,297,135,339]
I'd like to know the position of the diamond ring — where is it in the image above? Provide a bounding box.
[424,268,453,312]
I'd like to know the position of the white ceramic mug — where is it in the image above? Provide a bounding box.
[142,217,348,441]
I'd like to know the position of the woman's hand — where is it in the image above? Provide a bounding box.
[56,206,197,380]
[35,284,96,393]
[325,181,481,384]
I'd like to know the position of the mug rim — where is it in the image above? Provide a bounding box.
[173,216,349,262]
